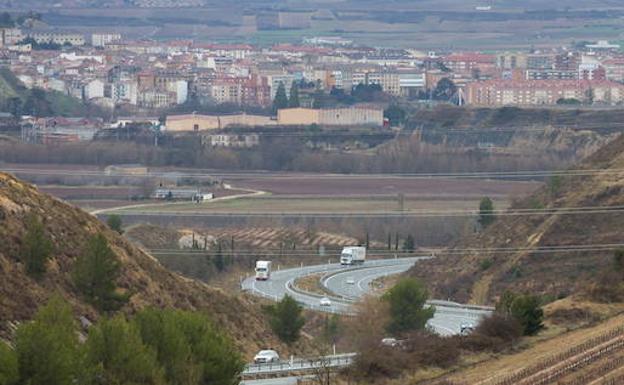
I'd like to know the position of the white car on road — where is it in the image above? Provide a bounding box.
[346,277,355,285]
[254,349,280,364]
[320,297,332,306]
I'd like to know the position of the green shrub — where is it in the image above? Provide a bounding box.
[265,295,305,344]
[383,278,435,335]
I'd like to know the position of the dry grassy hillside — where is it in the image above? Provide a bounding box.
[0,172,287,357]
[410,134,624,305]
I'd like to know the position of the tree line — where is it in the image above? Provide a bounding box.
[0,297,243,385]
[0,135,569,175]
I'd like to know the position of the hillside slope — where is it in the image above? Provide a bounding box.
[0,172,284,357]
[410,133,624,305]
[0,67,89,117]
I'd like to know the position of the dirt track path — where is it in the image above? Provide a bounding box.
[89,184,267,216]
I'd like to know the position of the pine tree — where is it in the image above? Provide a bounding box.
[403,235,415,252]
[288,82,300,108]
[510,294,544,336]
[15,295,80,385]
[20,213,53,279]
[83,316,165,385]
[213,241,225,272]
[272,82,289,113]
[479,197,495,228]
[266,295,305,344]
[383,278,434,335]
[72,234,127,312]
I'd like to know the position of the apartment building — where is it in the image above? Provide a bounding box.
[92,33,122,48]
[496,53,528,70]
[442,53,496,76]
[269,74,295,99]
[465,79,624,106]
[210,75,270,106]
[349,71,403,96]
[366,72,401,96]
[399,73,426,96]
[603,59,624,82]
[29,32,86,46]
[526,54,555,70]
[0,28,24,47]
[112,81,138,104]
[138,90,175,109]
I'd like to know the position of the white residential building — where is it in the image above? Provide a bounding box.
[85,79,105,100]
[91,33,122,48]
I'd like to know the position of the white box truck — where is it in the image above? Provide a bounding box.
[255,260,272,280]
[340,246,366,265]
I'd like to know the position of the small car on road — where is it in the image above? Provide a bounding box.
[320,297,332,306]
[254,349,280,364]
[460,323,475,335]
[346,277,355,285]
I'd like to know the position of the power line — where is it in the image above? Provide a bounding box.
[109,204,624,218]
[146,243,624,254]
[146,243,624,257]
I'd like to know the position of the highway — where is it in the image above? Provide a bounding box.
[241,258,492,335]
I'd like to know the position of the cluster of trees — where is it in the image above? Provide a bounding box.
[18,37,68,51]
[347,278,441,380]
[272,82,300,113]
[383,104,407,127]
[312,84,389,109]
[0,297,243,385]
[20,214,127,312]
[0,134,567,176]
[348,279,546,380]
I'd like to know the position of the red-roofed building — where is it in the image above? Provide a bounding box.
[442,53,496,76]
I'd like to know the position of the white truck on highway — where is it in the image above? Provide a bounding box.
[255,260,272,280]
[340,246,366,265]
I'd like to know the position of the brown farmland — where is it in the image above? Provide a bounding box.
[230,176,541,198]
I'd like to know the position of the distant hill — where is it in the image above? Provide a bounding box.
[0,172,286,357]
[0,67,90,117]
[410,133,624,305]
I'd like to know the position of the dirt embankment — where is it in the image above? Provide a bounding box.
[409,133,624,305]
[409,105,618,157]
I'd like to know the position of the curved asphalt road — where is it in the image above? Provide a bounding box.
[242,258,492,336]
